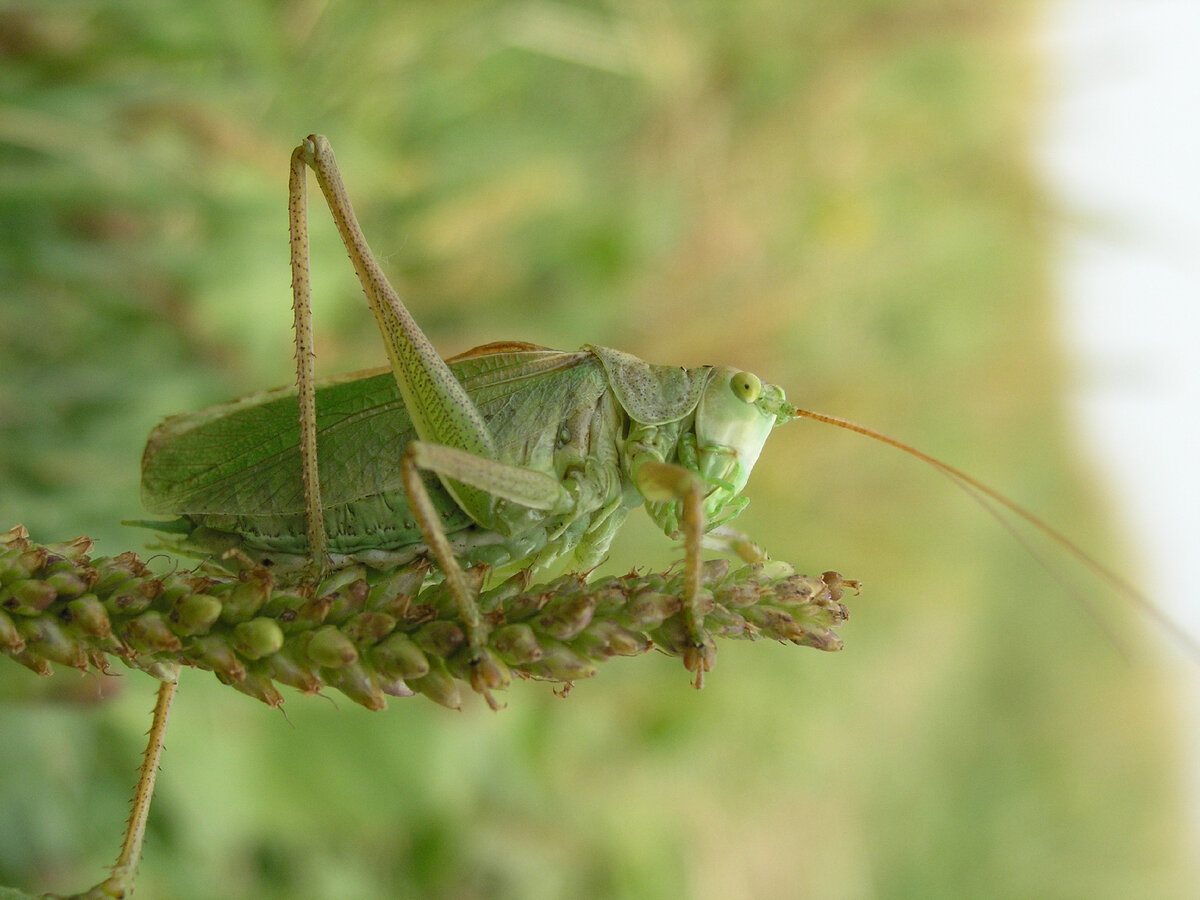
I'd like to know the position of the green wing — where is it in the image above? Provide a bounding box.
[141,348,598,517]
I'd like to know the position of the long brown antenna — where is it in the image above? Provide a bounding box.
[787,406,1200,661]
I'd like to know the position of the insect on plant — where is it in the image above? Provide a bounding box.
[38,133,830,899]
[24,134,1193,899]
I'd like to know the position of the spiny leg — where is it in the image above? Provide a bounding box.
[678,471,715,688]
[400,446,507,707]
[398,438,573,704]
[294,135,501,523]
[399,446,482,645]
[289,136,574,701]
[290,134,501,570]
[637,461,716,688]
[62,671,179,900]
[288,142,329,567]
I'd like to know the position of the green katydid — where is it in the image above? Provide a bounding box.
[140,134,801,695]
[141,134,1193,685]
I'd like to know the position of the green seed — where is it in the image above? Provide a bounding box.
[370,633,430,680]
[407,659,462,710]
[412,619,466,659]
[536,594,596,641]
[42,573,88,602]
[102,585,154,616]
[324,580,370,624]
[218,576,271,623]
[314,565,368,597]
[19,618,87,669]
[121,611,182,654]
[571,620,649,659]
[304,625,358,668]
[227,668,284,707]
[526,642,596,682]
[2,579,58,615]
[471,648,511,693]
[190,635,247,683]
[490,623,543,665]
[622,590,680,628]
[340,612,397,646]
[325,661,386,710]
[171,593,223,635]
[232,618,285,660]
[65,594,113,638]
[265,649,322,695]
[0,609,23,652]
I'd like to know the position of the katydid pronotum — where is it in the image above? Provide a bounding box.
[61,134,1192,900]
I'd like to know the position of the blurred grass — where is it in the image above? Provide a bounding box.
[0,2,1195,898]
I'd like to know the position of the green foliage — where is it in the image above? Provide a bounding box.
[0,2,1195,898]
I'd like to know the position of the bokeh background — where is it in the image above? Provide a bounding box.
[1,2,1195,898]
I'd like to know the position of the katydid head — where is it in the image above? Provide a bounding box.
[693,367,788,494]
[674,366,798,528]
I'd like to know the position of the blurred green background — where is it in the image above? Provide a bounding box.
[0,2,1195,898]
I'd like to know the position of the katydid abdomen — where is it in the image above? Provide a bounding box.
[142,345,632,571]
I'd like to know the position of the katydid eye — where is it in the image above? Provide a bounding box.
[729,371,761,403]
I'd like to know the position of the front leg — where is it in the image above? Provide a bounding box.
[635,461,716,688]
